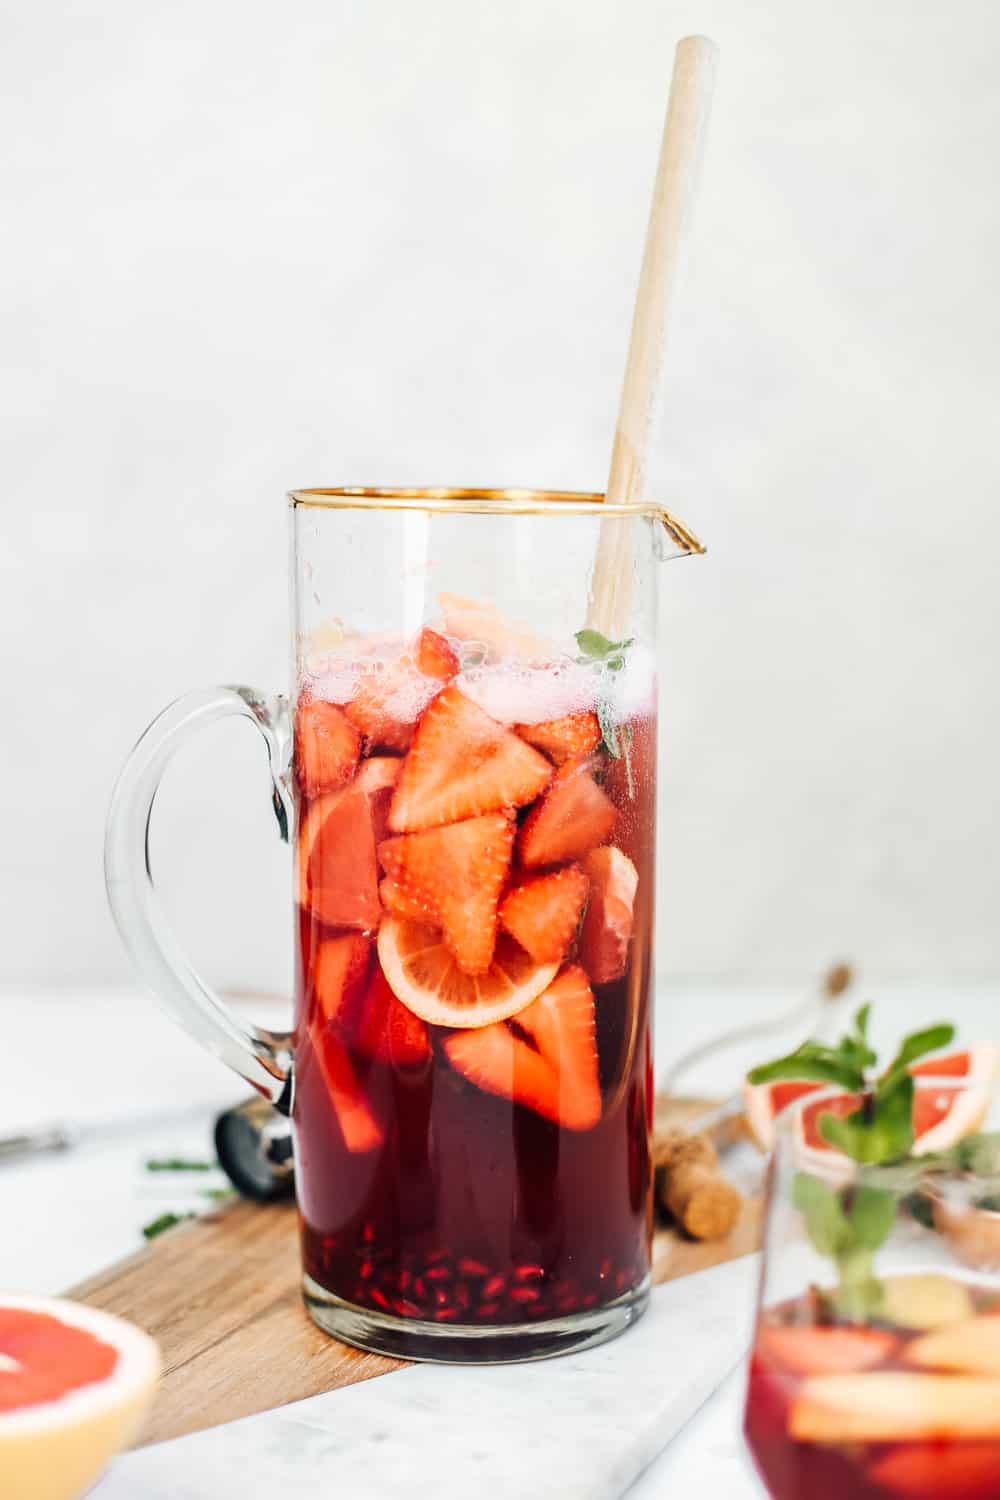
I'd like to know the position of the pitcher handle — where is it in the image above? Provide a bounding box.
[104,686,296,1113]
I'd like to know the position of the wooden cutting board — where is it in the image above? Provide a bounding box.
[69,1096,761,1449]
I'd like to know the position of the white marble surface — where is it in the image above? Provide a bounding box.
[90,1256,757,1500]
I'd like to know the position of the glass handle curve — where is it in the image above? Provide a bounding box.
[104,686,296,1113]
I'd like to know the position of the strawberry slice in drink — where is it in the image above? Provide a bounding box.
[379,814,514,974]
[517,758,616,869]
[868,1440,1000,1500]
[414,627,459,681]
[295,699,361,796]
[358,756,402,851]
[444,965,601,1131]
[312,933,372,1030]
[305,1025,383,1153]
[515,711,601,767]
[354,966,430,1069]
[756,1323,899,1376]
[387,686,552,834]
[499,865,590,964]
[578,846,638,985]
[298,783,380,932]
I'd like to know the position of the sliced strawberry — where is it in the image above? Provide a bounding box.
[517,758,616,869]
[313,933,372,1028]
[358,756,402,850]
[379,876,433,923]
[578,845,638,984]
[309,1026,383,1153]
[515,711,601,767]
[379,814,514,974]
[757,1324,899,1376]
[388,687,552,833]
[415,627,459,681]
[355,966,430,1068]
[295,699,361,795]
[499,865,589,964]
[344,670,421,753]
[444,964,601,1131]
[298,784,381,932]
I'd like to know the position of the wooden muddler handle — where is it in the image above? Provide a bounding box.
[588,35,718,637]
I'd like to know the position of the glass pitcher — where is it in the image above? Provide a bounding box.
[105,486,703,1362]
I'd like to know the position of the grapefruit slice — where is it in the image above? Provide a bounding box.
[0,1297,159,1500]
[376,915,557,1028]
[789,1371,1000,1443]
[743,1041,999,1155]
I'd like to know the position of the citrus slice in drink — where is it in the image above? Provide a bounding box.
[0,1296,160,1500]
[789,1371,1000,1442]
[377,915,558,1028]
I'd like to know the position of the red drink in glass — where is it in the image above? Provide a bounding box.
[745,1284,1000,1500]
[292,635,656,1358]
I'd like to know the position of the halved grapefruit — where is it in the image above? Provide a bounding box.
[376,914,558,1028]
[0,1296,159,1500]
[744,1042,999,1154]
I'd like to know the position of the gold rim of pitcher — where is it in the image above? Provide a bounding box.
[288,487,706,557]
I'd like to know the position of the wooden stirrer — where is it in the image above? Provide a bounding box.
[587,35,718,636]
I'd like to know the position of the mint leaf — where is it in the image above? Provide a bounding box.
[792,1172,852,1256]
[747,1042,866,1092]
[575,629,633,662]
[145,1157,215,1173]
[141,1211,192,1240]
[847,1184,897,1248]
[879,1024,956,1091]
[819,1076,915,1164]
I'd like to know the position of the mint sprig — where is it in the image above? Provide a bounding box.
[747,1007,954,1166]
[574,628,635,771]
[752,1006,958,1320]
[574,629,634,670]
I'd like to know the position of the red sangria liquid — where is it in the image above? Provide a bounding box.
[291,623,656,1357]
[745,1279,1000,1500]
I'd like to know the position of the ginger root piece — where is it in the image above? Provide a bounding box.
[655,1128,743,1241]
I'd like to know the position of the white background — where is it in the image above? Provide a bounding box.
[3,0,999,998]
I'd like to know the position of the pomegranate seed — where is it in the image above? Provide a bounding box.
[398,1269,412,1292]
[426,1248,449,1265]
[394,1298,422,1318]
[455,1283,471,1311]
[599,1259,612,1280]
[359,1259,374,1281]
[482,1274,506,1299]
[458,1258,490,1278]
[581,1293,598,1308]
[615,1270,630,1293]
[556,1296,578,1314]
[425,1265,452,1283]
[361,1222,375,1243]
[434,1286,452,1309]
[510,1285,541,1304]
[477,1301,502,1318]
[435,1306,460,1322]
[515,1263,545,1283]
[370,1287,390,1311]
[525,1302,550,1319]
[413,1277,428,1302]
